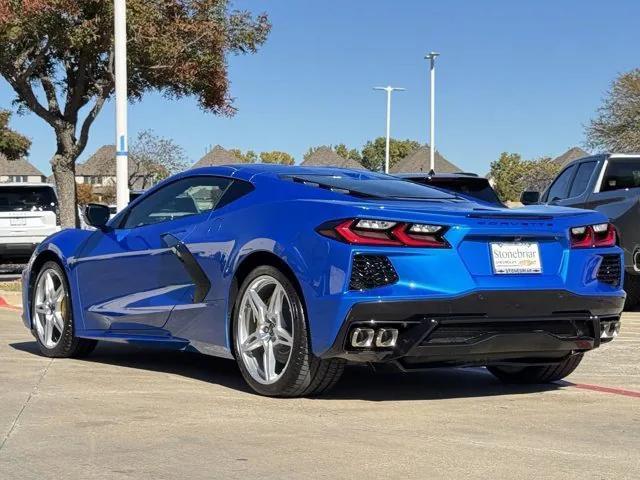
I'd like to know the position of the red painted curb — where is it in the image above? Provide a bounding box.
[0,296,21,311]
[559,380,640,399]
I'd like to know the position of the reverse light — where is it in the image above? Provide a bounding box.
[355,219,397,230]
[319,219,450,248]
[570,223,616,249]
[408,223,442,234]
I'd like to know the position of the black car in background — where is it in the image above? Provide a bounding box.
[521,153,640,308]
[396,172,503,206]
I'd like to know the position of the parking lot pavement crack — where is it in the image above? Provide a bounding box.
[0,358,53,453]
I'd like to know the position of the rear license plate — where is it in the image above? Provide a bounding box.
[490,242,542,274]
[10,217,26,226]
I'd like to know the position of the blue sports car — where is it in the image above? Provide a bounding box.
[21,165,625,396]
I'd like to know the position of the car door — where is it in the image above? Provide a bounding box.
[552,160,598,208]
[542,164,577,205]
[73,175,233,332]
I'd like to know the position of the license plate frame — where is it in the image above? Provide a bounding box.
[490,242,542,275]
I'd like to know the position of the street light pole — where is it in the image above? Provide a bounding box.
[374,86,405,174]
[424,52,440,172]
[114,0,129,212]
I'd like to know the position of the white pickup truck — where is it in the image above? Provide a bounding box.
[0,183,60,263]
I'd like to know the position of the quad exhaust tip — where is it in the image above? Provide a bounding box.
[350,327,398,349]
[600,321,620,340]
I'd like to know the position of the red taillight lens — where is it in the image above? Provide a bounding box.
[593,223,617,247]
[319,219,450,248]
[570,223,616,249]
[334,219,402,246]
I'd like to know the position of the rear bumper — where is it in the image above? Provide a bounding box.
[0,233,55,261]
[320,290,625,368]
[0,241,40,260]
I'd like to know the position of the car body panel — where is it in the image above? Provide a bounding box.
[22,165,625,362]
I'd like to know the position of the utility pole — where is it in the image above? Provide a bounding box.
[424,52,440,172]
[374,86,405,174]
[114,0,129,211]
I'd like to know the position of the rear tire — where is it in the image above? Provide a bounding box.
[624,272,640,310]
[31,261,98,358]
[487,354,583,384]
[232,265,344,397]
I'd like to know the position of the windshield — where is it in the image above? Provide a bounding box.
[415,177,502,205]
[284,173,457,200]
[0,186,58,212]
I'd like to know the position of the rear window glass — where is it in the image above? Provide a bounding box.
[410,177,502,204]
[284,173,457,200]
[0,186,57,212]
[602,158,640,192]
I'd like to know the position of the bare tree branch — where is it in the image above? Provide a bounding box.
[6,74,59,127]
[75,82,112,156]
[41,76,61,116]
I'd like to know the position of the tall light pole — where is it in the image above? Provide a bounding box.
[374,86,405,174]
[425,52,440,172]
[114,0,129,212]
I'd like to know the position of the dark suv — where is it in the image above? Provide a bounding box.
[521,153,640,308]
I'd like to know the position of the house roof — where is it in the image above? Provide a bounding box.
[76,145,156,180]
[76,145,118,176]
[0,154,45,177]
[300,147,366,170]
[552,147,589,167]
[192,145,240,168]
[389,146,461,174]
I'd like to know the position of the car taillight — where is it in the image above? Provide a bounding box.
[570,223,616,248]
[318,219,450,248]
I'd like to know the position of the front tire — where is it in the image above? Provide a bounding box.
[232,265,344,397]
[31,261,97,358]
[487,354,583,384]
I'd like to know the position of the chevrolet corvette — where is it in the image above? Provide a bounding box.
[21,165,625,396]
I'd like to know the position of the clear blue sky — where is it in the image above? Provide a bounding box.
[1,0,638,176]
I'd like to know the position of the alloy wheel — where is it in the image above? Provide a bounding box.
[33,268,67,349]
[236,275,294,385]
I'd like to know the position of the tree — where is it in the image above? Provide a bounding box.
[489,152,527,202]
[230,149,257,163]
[489,153,562,202]
[76,183,94,205]
[523,156,562,193]
[586,69,640,153]
[0,109,31,160]
[305,144,362,164]
[128,130,187,189]
[0,1,270,227]
[259,150,294,165]
[361,137,420,171]
[334,143,362,163]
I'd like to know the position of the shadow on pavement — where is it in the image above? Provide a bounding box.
[10,340,564,401]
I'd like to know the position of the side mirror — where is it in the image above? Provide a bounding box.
[83,203,111,229]
[520,191,540,205]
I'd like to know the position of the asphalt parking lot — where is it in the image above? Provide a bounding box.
[0,306,638,480]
